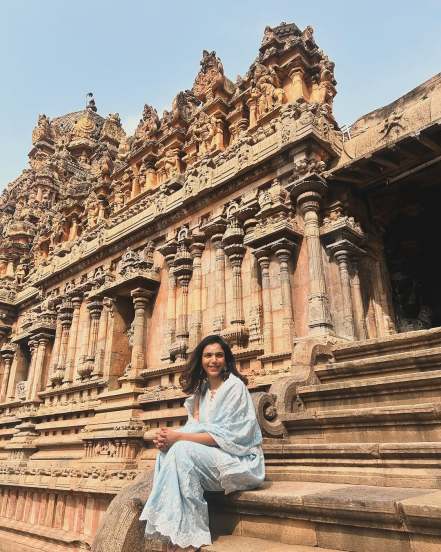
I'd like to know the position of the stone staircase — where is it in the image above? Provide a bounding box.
[92,329,441,551]
[264,327,441,490]
[205,480,441,552]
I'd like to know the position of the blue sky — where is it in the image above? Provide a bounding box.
[1,0,441,189]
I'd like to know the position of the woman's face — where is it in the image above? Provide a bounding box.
[201,342,226,381]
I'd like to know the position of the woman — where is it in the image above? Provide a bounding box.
[140,335,265,551]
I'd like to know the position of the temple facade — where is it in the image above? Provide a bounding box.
[1,21,441,552]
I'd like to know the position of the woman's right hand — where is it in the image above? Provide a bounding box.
[153,429,167,451]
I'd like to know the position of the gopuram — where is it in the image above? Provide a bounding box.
[0,20,441,552]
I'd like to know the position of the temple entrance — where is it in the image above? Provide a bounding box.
[384,183,441,332]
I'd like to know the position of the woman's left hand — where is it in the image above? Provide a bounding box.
[156,428,181,451]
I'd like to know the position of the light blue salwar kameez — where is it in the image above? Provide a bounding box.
[140,374,265,549]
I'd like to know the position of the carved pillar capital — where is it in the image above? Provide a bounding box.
[173,242,193,286]
[254,249,271,271]
[87,299,104,320]
[130,287,152,308]
[33,332,52,346]
[289,174,327,210]
[222,218,246,266]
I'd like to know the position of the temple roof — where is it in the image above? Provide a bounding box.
[51,108,105,136]
[349,71,441,137]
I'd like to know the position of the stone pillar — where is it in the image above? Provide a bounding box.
[128,288,151,376]
[256,251,274,353]
[189,238,205,350]
[213,235,226,334]
[27,333,51,401]
[102,298,115,380]
[63,295,82,384]
[172,242,193,361]
[247,254,263,347]
[203,218,227,334]
[83,300,103,377]
[76,299,92,378]
[370,243,396,336]
[334,249,355,339]
[293,179,333,335]
[24,338,39,401]
[159,240,177,362]
[47,307,62,387]
[165,266,176,360]
[350,257,368,340]
[0,344,15,403]
[93,297,111,377]
[274,242,296,347]
[176,279,190,359]
[222,219,248,347]
[51,301,73,385]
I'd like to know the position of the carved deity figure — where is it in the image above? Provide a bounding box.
[192,50,225,103]
[188,112,218,157]
[135,104,160,143]
[101,113,125,145]
[251,63,284,120]
[85,193,100,228]
[113,189,125,211]
[32,114,52,145]
[116,135,131,162]
[51,212,66,245]
[172,90,200,125]
[302,25,317,49]
[162,149,180,181]
[15,262,28,285]
[126,320,135,348]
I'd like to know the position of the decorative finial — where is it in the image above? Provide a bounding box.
[86,92,97,112]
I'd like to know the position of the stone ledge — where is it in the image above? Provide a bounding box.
[296,369,441,406]
[316,347,441,381]
[208,480,441,536]
[0,518,91,546]
[264,440,441,458]
[282,401,441,428]
[203,535,341,551]
[331,327,441,362]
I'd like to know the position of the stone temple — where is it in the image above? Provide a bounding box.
[0,20,441,551]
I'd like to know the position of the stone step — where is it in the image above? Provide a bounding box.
[332,327,441,363]
[315,346,441,382]
[281,402,441,443]
[263,441,441,488]
[264,440,441,461]
[203,535,340,551]
[296,369,441,411]
[265,463,441,490]
[207,480,441,552]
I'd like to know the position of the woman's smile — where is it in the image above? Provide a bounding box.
[201,343,225,385]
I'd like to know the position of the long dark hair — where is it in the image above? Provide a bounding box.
[179,334,248,394]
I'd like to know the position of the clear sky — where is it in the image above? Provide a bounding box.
[1,0,441,189]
